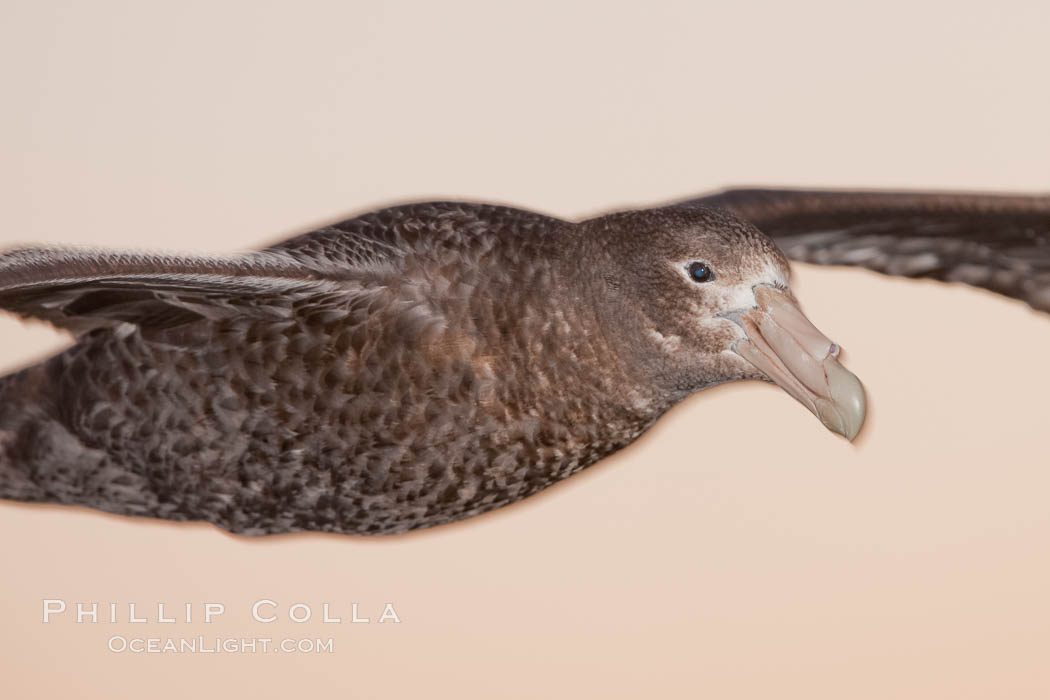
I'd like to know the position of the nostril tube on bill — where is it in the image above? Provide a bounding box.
[733,284,867,441]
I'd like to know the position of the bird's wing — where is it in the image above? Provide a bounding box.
[0,202,563,334]
[0,247,344,334]
[683,188,1050,313]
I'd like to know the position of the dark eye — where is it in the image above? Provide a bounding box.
[687,261,714,283]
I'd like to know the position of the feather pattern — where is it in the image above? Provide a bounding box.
[0,191,1046,535]
[0,247,339,333]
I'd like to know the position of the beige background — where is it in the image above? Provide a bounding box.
[2,1,1049,698]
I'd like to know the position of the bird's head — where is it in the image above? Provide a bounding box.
[580,204,866,440]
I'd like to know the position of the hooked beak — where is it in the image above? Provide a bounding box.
[725,285,867,441]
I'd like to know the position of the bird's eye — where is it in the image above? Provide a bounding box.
[687,261,714,283]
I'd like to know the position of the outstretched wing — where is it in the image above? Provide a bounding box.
[0,247,344,334]
[0,201,564,335]
[684,188,1050,313]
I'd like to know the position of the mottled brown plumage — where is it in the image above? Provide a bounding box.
[0,189,1046,535]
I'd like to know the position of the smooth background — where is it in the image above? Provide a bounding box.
[2,2,1049,698]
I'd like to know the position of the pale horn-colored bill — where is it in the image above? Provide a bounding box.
[726,285,867,441]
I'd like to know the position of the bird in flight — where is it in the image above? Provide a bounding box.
[0,187,1046,535]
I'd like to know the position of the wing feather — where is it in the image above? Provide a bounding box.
[0,247,341,333]
[0,201,563,334]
